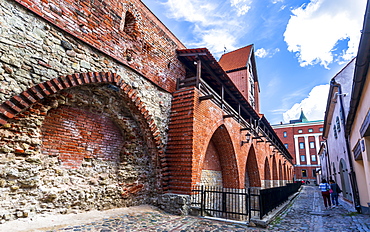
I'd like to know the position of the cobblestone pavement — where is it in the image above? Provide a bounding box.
[2,185,369,231]
[268,185,370,232]
[46,212,263,232]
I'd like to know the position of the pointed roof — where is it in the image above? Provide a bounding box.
[289,109,309,124]
[218,45,253,72]
[299,109,308,122]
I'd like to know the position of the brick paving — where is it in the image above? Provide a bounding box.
[1,185,369,231]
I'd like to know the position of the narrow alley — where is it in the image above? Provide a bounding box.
[1,185,369,232]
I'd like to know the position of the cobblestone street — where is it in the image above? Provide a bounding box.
[268,185,370,232]
[1,185,369,231]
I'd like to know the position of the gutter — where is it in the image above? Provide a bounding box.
[346,0,370,136]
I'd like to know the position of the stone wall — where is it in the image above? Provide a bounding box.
[11,0,186,92]
[0,0,176,222]
[0,83,165,222]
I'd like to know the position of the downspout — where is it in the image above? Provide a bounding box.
[332,80,361,213]
[326,141,333,180]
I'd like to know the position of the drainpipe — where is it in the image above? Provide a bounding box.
[331,80,361,213]
[326,141,333,181]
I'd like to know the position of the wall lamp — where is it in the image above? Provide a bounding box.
[332,92,347,103]
[241,133,251,146]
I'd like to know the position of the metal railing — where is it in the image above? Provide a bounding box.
[191,183,301,221]
[259,182,302,219]
[191,186,249,221]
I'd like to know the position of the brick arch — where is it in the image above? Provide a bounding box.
[264,157,271,189]
[200,125,240,188]
[245,144,261,188]
[272,156,278,181]
[278,160,283,181]
[0,72,163,158]
[264,157,271,181]
[122,11,138,37]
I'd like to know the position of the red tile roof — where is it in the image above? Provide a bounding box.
[218,45,253,71]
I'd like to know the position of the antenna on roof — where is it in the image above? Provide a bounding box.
[223,46,227,54]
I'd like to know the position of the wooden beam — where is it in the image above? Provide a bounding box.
[178,52,207,57]
[223,115,234,119]
[199,57,255,120]
[196,58,201,88]
[199,95,214,101]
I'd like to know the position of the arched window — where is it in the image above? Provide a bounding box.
[336,116,341,132]
[123,11,137,37]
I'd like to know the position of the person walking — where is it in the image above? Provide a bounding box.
[329,179,342,207]
[319,179,332,209]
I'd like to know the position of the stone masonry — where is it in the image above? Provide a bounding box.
[0,0,295,223]
[0,0,183,222]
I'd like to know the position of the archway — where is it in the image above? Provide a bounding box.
[0,73,164,212]
[263,157,271,189]
[272,156,278,187]
[245,145,261,188]
[278,160,283,186]
[201,125,239,188]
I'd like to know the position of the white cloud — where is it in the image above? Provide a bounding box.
[283,84,329,122]
[255,48,280,58]
[189,27,238,54]
[163,0,221,27]
[284,0,367,68]
[163,0,251,57]
[255,48,268,58]
[230,0,252,16]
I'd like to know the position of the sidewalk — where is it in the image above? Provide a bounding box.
[0,185,369,231]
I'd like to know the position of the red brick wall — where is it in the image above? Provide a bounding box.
[13,0,186,92]
[164,87,196,193]
[227,70,248,100]
[274,126,295,160]
[203,141,221,171]
[41,106,124,168]
[165,88,293,194]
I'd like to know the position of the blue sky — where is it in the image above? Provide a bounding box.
[142,0,367,124]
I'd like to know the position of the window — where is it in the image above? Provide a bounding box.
[309,141,315,149]
[311,155,317,162]
[284,144,288,149]
[308,128,313,132]
[312,169,317,177]
[333,125,338,139]
[122,11,138,38]
[298,129,303,133]
[300,155,306,162]
[319,127,323,132]
[283,131,287,137]
[302,169,307,177]
[299,142,305,149]
[336,116,341,132]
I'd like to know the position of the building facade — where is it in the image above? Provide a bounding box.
[319,59,359,208]
[0,0,293,221]
[272,112,324,184]
[320,0,370,214]
[345,0,370,214]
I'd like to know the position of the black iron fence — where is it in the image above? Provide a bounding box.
[258,182,301,219]
[191,186,249,221]
[191,182,301,221]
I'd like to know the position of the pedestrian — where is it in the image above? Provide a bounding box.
[319,179,332,209]
[329,179,342,207]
